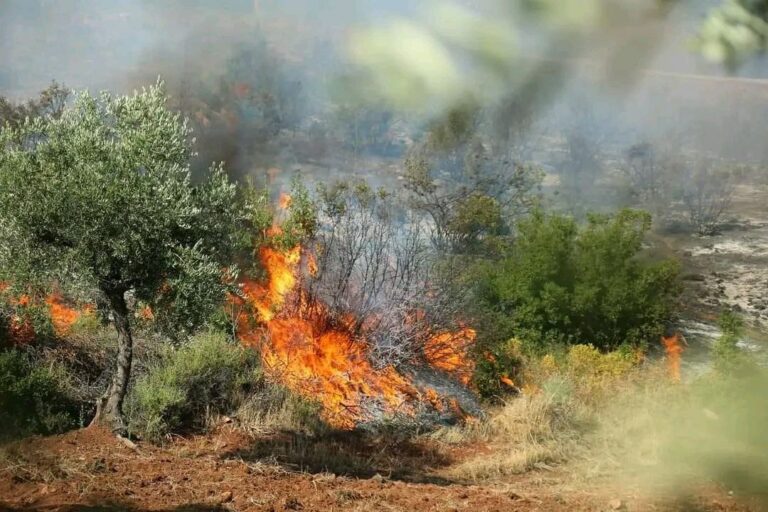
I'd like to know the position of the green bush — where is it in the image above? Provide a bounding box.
[473,209,679,393]
[0,349,78,440]
[125,331,259,441]
[713,310,751,375]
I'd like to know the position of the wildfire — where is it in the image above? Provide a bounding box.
[1,283,93,342]
[236,221,477,429]
[661,333,685,382]
[278,192,292,210]
[46,292,93,335]
[424,329,476,386]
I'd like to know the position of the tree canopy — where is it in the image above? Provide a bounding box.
[0,82,241,430]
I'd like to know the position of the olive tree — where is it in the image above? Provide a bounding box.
[0,82,240,433]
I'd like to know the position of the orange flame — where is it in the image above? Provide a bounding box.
[236,225,476,429]
[278,192,292,210]
[424,329,476,386]
[500,375,515,388]
[1,284,94,342]
[45,292,93,335]
[661,333,684,382]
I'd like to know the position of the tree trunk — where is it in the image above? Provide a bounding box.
[91,289,133,435]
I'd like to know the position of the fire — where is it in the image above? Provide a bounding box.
[661,333,685,382]
[236,229,477,429]
[45,292,93,335]
[500,375,515,388]
[278,192,292,210]
[1,283,93,341]
[424,329,476,386]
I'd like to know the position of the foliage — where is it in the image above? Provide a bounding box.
[473,338,526,398]
[694,0,768,69]
[0,81,240,335]
[0,81,70,129]
[0,349,78,440]
[0,81,245,430]
[712,309,751,375]
[273,177,319,249]
[474,209,680,362]
[125,331,258,441]
[404,124,542,254]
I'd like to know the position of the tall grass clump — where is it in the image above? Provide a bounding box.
[125,331,258,441]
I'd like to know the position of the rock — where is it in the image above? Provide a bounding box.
[608,498,625,510]
[284,497,303,510]
[219,491,233,503]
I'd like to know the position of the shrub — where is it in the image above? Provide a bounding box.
[473,338,525,397]
[434,389,589,479]
[475,209,678,346]
[712,309,751,375]
[471,209,678,395]
[235,383,325,436]
[0,349,78,440]
[125,331,258,441]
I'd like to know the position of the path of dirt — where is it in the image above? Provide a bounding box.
[0,427,757,512]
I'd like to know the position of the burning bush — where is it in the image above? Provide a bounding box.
[233,182,481,430]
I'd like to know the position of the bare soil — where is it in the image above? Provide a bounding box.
[0,427,758,512]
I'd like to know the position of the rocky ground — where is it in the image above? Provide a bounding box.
[651,183,768,372]
[0,427,759,512]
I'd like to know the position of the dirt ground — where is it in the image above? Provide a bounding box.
[0,427,758,512]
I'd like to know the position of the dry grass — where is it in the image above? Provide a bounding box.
[431,346,670,482]
[433,391,587,479]
[0,445,93,485]
[433,349,768,512]
[228,383,326,436]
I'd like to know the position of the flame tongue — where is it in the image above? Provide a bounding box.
[237,239,476,429]
[662,333,684,382]
[1,283,92,343]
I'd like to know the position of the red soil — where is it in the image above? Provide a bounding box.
[0,427,758,512]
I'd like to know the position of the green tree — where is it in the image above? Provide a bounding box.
[475,209,680,354]
[0,81,70,129]
[0,82,240,433]
[404,108,542,254]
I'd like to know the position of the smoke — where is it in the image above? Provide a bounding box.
[3,1,768,192]
[0,0,387,179]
